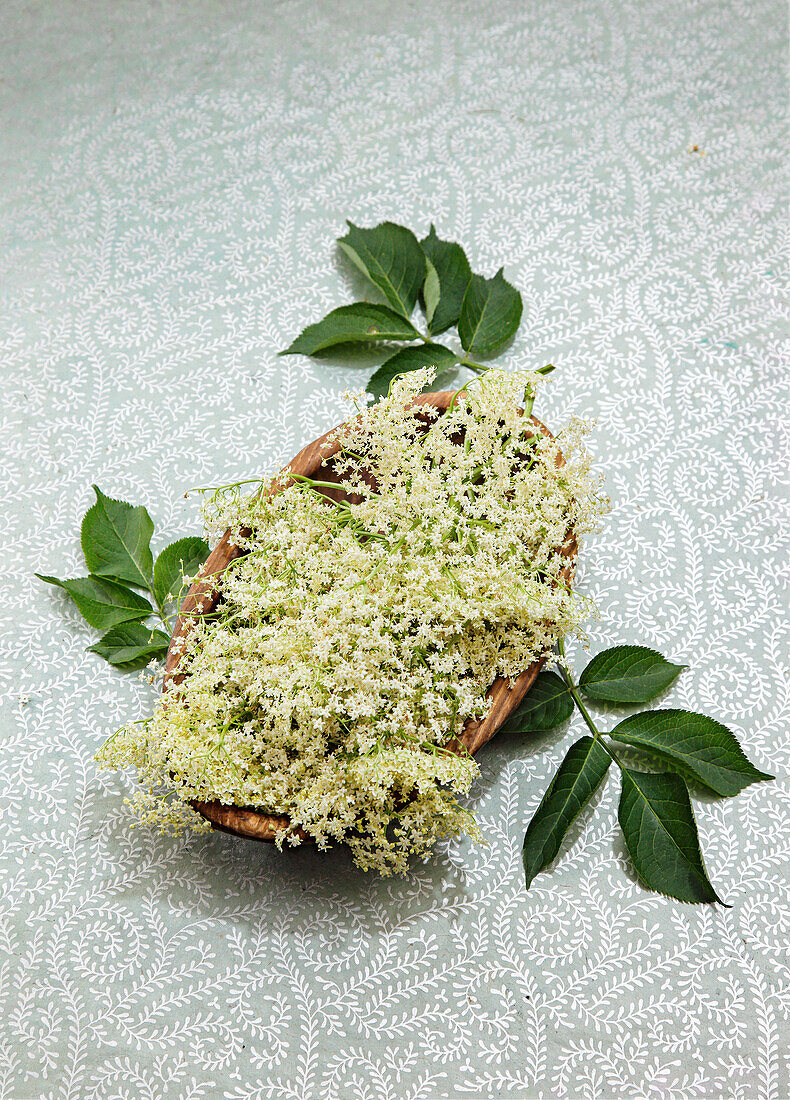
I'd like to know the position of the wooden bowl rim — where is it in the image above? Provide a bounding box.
[164,390,577,843]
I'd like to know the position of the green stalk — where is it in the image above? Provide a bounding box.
[414,324,489,374]
[459,357,487,373]
[556,637,619,767]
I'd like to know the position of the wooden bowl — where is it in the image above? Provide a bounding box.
[164,391,577,842]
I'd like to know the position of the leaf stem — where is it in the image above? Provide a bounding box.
[459,357,487,374]
[413,326,489,375]
[556,637,619,768]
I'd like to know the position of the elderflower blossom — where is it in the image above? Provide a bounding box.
[97,368,609,874]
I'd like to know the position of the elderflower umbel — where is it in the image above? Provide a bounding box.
[97,369,609,874]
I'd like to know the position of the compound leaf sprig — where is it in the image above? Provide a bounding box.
[513,641,772,904]
[38,486,209,671]
[280,220,529,399]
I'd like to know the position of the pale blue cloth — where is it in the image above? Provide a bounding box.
[1,3,787,1097]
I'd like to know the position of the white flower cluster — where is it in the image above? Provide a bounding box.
[97,369,608,874]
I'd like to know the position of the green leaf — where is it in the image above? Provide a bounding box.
[81,486,154,589]
[279,303,419,356]
[422,256,441,329]
[338,221,426,319]
[523,736,612,888]
[366,343,459,401]
[458,269,523,355]
[618,767,725,904]
[504,671,573,732]
[579,645,685,703]
[419,225,472,335]
[88,622,170,670]
[153,537,211,608]
[610,710,773,797]
[36,574,153,629]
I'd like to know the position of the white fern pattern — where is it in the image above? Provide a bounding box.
[1,2,787,1097]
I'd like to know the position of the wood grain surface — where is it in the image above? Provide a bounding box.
[164,391,577,843]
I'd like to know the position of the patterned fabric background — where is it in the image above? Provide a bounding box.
[1,2,787,1097]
